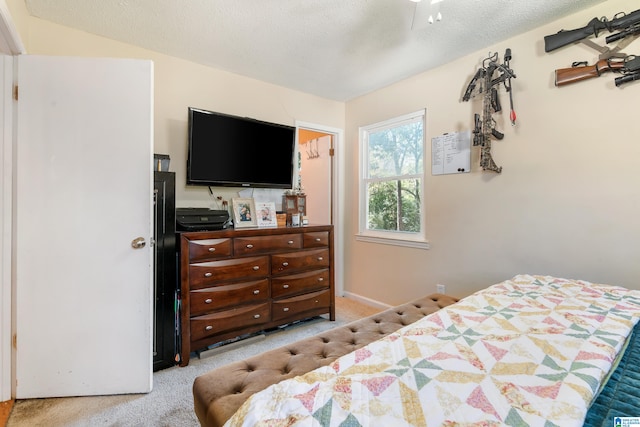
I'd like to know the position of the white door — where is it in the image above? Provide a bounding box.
[14,55,154,398]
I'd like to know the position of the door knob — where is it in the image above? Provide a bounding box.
[131,237,146,249]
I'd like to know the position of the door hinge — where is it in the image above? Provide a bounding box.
[13,85,18,101]
[12,333,17,349]
[329,148,334,156]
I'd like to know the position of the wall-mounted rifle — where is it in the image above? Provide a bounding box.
[544,8,640,53]
[545,7,640,88]
[462,49,516,173]
[555,55,640,87]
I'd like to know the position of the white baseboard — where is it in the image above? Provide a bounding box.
[341,292,392,310]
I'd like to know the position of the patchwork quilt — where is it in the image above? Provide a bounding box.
[224,275,640,427]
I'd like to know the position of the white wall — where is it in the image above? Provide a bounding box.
[344,0,640,304]
[6,0,345,210]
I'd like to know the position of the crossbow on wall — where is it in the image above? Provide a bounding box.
[462,49,516,173]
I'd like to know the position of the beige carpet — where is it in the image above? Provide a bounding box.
[7,297,380,427]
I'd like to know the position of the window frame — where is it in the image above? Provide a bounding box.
[357,109,429,249]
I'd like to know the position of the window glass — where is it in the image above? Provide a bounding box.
[359,110,426,246]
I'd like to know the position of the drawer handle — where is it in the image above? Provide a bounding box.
[282,284,290,289]
[287,240,294,245]
[252,266,260,271]
[317,278,324,282]
[208,247,216,252]
[283,307,289,312]
[205,325,213,331]
[246,244,254,249]
[253,290,260,295]
[204,298,213,304]
[315,238,321,242]
[204,272,212,277]
[317,257,324,261]
[253,314,261,319]
[282,262,289,267]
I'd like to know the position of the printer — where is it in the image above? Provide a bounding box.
[176,208,230,231]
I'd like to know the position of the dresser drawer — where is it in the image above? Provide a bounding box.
[234,234,302,256]
[303,231,329,248]
[272,248,330,274]
[271,269,329,298]
[190,279,269,315]
[189,256,269,288]
[188,238,232,262]
[190,303,270,342]
[272,289,331,322]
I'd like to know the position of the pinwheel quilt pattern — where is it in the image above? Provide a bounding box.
[225,275,640,427]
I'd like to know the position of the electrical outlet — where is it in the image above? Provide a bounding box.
[436,284,446,294]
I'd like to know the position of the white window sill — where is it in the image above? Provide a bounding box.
[355,234,430,250]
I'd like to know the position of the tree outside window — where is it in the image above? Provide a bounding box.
[359,110,426,246]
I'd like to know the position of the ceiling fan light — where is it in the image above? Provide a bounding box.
[428,15,434,24]
[436,12,442,21]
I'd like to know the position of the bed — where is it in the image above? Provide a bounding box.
[221,274,640,427]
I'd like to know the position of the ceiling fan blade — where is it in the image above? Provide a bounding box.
[411,0,431,30]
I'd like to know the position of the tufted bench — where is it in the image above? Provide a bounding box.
[193,293,458,427]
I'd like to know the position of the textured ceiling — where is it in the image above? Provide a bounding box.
[24,0,607,101]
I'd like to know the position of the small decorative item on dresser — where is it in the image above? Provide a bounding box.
[232,198,257,228]
[283,194,306,225]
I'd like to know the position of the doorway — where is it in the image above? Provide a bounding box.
[295,122,344,297]
[297,129,332,224]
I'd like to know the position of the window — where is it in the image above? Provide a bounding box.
[358,110,427,248]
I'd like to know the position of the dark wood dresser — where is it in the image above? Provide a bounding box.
[179,225,334,365]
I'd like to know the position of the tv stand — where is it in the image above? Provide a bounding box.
[178,225,334,366]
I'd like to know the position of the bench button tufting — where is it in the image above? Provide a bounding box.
[192,295,457,419]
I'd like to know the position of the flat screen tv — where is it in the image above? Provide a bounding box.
[187,107,296,189]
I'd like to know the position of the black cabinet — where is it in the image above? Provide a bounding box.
[153,171,177,371]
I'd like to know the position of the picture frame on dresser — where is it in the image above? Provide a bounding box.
[256,201,277,227]
[232,198,257,228]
